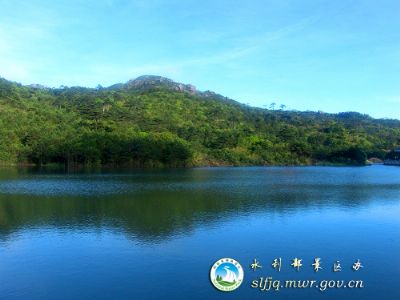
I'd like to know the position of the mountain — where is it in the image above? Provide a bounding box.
[109,75,235,103]
[0,75,399,167]
[124,75,196,93]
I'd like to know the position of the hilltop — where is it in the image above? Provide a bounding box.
[0,75,399,167]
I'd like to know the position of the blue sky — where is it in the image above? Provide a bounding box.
[0,0,399,119]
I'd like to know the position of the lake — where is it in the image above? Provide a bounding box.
[0,166,399,299]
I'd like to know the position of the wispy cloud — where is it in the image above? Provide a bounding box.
[171,15,320,68]
[0,0,319,87]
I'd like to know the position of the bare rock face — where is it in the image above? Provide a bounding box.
[124,75,197,94]
[103,75,236,104]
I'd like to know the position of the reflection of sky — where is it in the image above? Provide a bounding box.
[215,263,239,278]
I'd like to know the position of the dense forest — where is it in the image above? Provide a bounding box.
[1,75,399,168]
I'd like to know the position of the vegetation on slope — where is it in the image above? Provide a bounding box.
[1,75,399,167]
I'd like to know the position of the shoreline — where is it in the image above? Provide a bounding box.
[384,160,400,166]
[0,161,380,172]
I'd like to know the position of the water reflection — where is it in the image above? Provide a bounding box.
[1,166,399,242]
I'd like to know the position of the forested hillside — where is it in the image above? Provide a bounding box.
[1,75,399,167]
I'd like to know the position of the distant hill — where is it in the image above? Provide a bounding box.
[0,75,399,167]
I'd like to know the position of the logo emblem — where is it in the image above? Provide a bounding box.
[210,258,244,292]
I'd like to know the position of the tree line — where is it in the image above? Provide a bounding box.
[1,77,399,168]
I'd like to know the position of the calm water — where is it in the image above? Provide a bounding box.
[0,166,399,299]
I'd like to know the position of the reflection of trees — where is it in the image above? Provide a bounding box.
[1,175,398,242]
